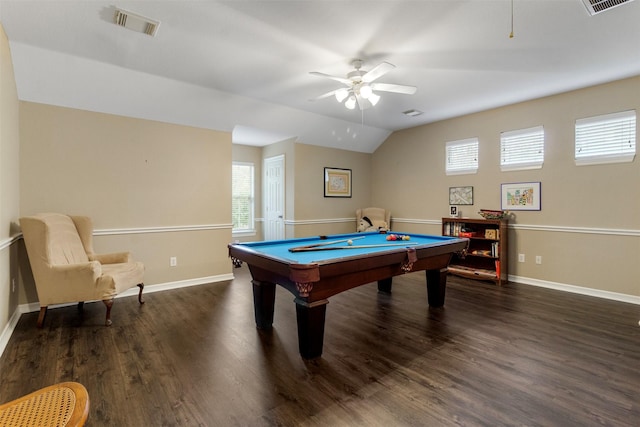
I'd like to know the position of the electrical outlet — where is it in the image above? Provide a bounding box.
[170,257,177,267]
[536,256,542,265]
[518,253,525,263]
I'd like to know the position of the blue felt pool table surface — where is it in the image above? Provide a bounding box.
[234,231,460,264]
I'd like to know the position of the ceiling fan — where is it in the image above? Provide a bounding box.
[310,59,417,110]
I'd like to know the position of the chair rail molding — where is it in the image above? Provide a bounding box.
[93,223,233,236]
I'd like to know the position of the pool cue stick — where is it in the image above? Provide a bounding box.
[289,242,418,252]
[290,236,366,252]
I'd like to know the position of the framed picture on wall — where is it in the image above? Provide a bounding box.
[501,182,541,210]
[449,186,474,205]
[324,167,352,198]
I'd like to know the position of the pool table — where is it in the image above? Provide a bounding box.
[228,231,468,359]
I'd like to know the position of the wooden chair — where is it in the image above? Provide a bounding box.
[0,382,89,426]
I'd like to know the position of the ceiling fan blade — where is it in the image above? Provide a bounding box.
[371,82,417,95]
[310,89,341,101]
[362,62,395,83]
[309,71,352,86]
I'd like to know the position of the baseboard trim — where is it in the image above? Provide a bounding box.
[509,274,640,305]
[0,272,235,359]
[0,308,23,360]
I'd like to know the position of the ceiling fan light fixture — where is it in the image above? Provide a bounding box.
[359,84,373,99]
[345,95,357,110]
[335,88,349,102]
[368,92,380,106]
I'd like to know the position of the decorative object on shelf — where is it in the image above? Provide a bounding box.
[449,206,459,217]
[501,181,541,211]
[324,167,351,198]
[449,186,474,205]
[478,209,508,220]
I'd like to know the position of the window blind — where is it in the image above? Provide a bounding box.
[575,110,636,165]
[500,125,544,171]
[446,138,479,175]
[232,163,254,231]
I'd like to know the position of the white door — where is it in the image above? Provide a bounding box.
[263,155,285,240]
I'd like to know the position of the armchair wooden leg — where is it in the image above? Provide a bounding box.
[103,299,114,326]
[137,283,145,305]
[37,307,48,328]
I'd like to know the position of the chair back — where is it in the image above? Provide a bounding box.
[21,213,89,267]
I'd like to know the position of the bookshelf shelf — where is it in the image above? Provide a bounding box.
[442,217,508,286]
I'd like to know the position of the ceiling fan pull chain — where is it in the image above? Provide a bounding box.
[509,0,514,39]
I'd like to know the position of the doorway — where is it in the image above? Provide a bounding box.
[263,155,285,240]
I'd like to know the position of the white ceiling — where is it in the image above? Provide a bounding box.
[1,0,639,153]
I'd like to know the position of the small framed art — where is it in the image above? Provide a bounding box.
[501,182,541,211]
[449,186,474,205]
[324,167,352,198]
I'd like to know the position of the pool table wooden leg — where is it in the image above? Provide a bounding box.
[294,298,329,359]
[425,267,448,307]
[377,278,393,294]
[252,280,276,329]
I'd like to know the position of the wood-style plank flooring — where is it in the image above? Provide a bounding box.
[1,267,638,426]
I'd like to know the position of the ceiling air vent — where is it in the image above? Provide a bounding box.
[581,0,635,15]
[114,8,160,36]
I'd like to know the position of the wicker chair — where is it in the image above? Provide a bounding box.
[0,382,89,426]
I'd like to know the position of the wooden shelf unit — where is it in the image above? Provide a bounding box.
[442,217,508,286]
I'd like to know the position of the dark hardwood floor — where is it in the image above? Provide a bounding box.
[1,266,638,426]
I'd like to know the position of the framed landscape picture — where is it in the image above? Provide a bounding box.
[501,182,541,210]
[324,167,352,198]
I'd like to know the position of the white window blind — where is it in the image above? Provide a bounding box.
[446,138,479,175]
[575,110,636,165]
[500,125,544,171]
[232,162,254,232]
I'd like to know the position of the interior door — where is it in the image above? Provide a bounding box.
[263,155,285,240]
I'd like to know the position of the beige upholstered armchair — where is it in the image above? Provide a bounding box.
[20,213,145,327]
[356,207,391,232]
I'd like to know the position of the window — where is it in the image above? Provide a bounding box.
[575,110,636,165]
[232,162,254,234]
[500,125,544,171]
[446,138,479,175]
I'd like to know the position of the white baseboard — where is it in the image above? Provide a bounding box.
[509,274,640,305]
[0,308,23,359]
[0,272,235,359]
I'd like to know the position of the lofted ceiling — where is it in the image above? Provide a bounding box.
[1,0,639,153]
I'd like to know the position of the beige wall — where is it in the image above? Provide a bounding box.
[0,23,20,337]
[293,143,371,237]
[19,102,233,299]
[234,140,372,240]
[373,76,640,297]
